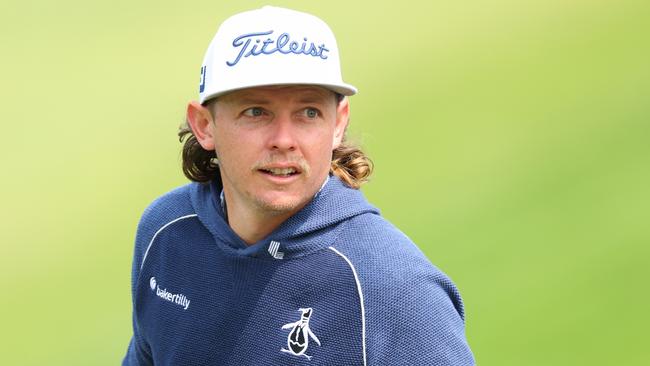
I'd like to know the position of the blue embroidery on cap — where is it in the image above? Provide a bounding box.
[199,65,206,93]
[226,30,329,67]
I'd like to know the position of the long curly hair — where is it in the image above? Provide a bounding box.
[178,96,373,189]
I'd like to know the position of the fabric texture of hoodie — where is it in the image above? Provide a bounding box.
[123,175,475,365]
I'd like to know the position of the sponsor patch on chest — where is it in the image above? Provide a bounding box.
[150,276,191,310]
[281,308,321,360]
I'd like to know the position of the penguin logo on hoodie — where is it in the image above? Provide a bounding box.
[281,308,321,360]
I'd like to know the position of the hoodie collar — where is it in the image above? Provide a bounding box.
[189,175,379,259]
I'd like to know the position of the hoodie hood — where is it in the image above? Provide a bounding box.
[189,175,380,259]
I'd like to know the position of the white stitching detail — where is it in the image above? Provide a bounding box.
[329,246,366,366]
[140,214,198,270]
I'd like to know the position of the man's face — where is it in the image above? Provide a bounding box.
[207,85,349,218]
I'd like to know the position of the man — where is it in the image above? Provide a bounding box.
[123,6,474,365]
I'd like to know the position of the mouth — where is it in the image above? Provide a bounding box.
[258,166,301,178]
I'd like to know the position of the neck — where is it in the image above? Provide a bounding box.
[227,204,295,245]
[218,176,330,245]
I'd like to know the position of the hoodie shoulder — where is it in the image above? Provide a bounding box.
[331,213,475,365]
[133,184,197,263]
[138,184,195,231]
[335,213,432,269]
[336,212,465,316]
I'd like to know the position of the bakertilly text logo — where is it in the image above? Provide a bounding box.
[226,30,330,67]
[149,277,190,310]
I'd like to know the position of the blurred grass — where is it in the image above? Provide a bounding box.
[1,0,648,365]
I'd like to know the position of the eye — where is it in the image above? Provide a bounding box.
[303,107,320,119]
[243,107,265,117]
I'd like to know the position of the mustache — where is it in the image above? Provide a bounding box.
[251,155,311,175]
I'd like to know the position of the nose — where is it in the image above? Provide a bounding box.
[266,113,297,152]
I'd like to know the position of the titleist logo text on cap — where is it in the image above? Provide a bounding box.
[226,30,330,67]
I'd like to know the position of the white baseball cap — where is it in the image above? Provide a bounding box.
[198,6,357,104]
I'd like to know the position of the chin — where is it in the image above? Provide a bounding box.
[252,195,308,216]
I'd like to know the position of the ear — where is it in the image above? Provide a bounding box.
[332,97,350,150]
[186,100,216,150]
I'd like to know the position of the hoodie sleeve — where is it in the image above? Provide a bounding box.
[339,215,475,365]
[122,316,152,366]
[122,207,156,366]
[365,267,475,365]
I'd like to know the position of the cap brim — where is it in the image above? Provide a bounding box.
[200,81,357,105]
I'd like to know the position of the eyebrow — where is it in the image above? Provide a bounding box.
[228,98,273,106]
[222,86,334,106]
[296,95,331,104]
[227,95,331,106]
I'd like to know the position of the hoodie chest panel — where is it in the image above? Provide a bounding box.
[136,230,364,365]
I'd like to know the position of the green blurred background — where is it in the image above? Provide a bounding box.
[1,0,648,364]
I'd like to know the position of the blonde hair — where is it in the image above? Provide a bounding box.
[330,142,373,189]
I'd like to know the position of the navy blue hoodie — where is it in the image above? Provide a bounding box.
[123,176,474,365]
